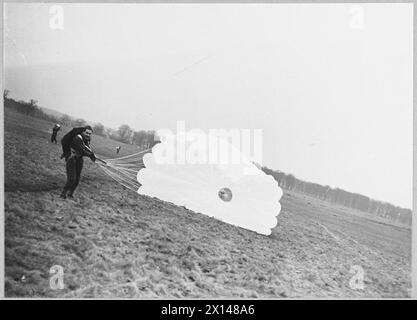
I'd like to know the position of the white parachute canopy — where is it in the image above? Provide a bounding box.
[135,131,283,235]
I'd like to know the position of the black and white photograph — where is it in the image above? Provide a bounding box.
[1,2,414,299]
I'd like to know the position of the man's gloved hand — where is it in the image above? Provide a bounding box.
[90,153,97,162]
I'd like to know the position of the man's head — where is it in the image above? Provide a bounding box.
[81,125,93,141]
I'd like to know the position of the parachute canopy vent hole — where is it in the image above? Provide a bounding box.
[218,187,233,202]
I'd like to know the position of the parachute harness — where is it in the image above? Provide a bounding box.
[95,148,152,192]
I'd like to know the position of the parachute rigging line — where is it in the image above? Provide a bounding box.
[95,148,152,192]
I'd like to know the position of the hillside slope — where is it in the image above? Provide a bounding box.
[4,109,411,298]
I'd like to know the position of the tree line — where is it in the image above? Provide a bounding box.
[261,166,412,225]
[4,92,157,149]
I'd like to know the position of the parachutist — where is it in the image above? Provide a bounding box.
[60,126,96,199]
[50,123,60,144]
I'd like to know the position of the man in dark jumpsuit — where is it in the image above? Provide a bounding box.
[60,127,96,199]
[51,124,61,143]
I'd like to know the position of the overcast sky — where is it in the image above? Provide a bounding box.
[4,3,413,208]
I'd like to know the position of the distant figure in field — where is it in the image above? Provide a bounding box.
[60,126,96,199]
[116,146,121,154]
[51,124,61,144]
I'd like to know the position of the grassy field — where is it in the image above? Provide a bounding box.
[4,108,412,298]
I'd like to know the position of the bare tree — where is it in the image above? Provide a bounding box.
[29,99,38,107]
[93,123,106,136]
[73,118,87,127]
[285,174,296,191]
[145,130,156,148]
[60,114,72,126]
[132,130,147,147]
[117,124,133,143]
